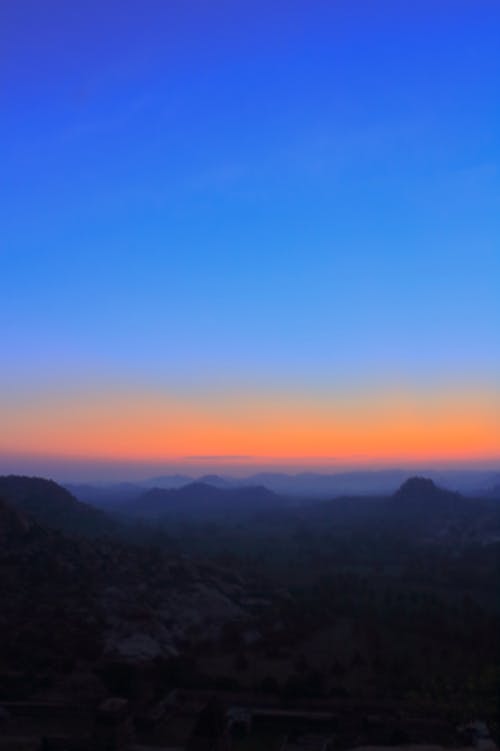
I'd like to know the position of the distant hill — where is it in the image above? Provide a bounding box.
[66,469,500,508]
[57,471,500,543]
[131,481,281,519]
[392,475,460,507]
[140,470,412,496]
[299,475,500,545]
[0,475,116,537]
[139,469,500,497]
[388,476,464,523]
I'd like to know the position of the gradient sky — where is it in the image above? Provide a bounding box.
[1,1,499,479]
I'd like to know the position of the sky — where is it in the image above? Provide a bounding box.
[1,1,499,480]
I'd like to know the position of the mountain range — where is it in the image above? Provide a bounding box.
[4,473,499,547]
[65,468,500,508]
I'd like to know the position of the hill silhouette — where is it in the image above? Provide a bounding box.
[0,475,116,537]
[133,481,280,518]
[391,476,466,514]
[394,476,443,498]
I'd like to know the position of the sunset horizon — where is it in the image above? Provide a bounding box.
[2,1,499,480]
[1,381,499,480]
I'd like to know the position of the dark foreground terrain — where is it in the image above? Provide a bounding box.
[0,474,499,750]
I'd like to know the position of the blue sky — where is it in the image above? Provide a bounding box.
[1,1,499,475]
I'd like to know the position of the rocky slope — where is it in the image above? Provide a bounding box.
[0,487,274,695]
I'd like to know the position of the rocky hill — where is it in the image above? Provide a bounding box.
[388,476,500,542]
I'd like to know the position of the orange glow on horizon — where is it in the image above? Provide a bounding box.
[1,383,498,467]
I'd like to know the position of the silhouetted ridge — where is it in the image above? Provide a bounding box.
[0,475,115,537]
[394,476,444,500]
[388,476,475,530]
[134,481,279,518]
[392,476,462,512]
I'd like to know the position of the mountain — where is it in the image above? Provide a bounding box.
[393,475,459,505]
[390,475,485,517]
[0,475,116,537]
[65,469,500,513]
[297,475,500,547]
[186,469,500,497]
[139,470,424,496]
[385,476,500,542]
[131,481,281,519]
